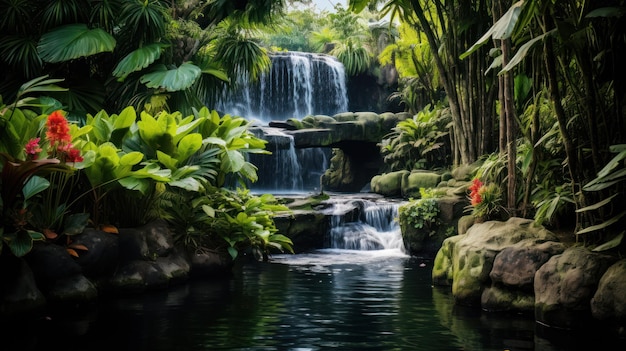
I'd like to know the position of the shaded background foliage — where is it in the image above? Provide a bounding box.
[1,0,625,252]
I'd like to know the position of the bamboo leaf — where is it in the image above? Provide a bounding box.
[576,211,626,235]
[592,231,624,252]
[596,149,626,178]
[500,31,553,75]
[576,193,618,212]
[460,0,525,59]
[583,168,626,191]
[586,7,626,18]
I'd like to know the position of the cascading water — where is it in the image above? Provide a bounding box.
[217,52,348,123]
[217,52,347,193]
[324,198,407,253]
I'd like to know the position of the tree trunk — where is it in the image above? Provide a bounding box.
[502,37,517,214]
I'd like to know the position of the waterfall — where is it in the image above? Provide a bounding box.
[325,199,406,252]
[246,127,331,192]
[217,52,349,123]
[218,52,347,193]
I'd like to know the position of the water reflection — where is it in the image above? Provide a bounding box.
[3,250,624,350]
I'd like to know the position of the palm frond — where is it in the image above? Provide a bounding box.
[0,35,43,78]
[120,0,167,44]
[89,0,122,32]
[41,0,85,31]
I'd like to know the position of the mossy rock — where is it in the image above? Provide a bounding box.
[401,171,442,198]
[333,112,357,122]
[451,162,481,181]
[371,170,408,197]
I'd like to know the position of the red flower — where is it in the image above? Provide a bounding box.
[65,146,84,163]
[45,110,71,145]
[469,178,483,205]
[25,138,43,159]
[471,192,482,206]
[58,143,83,163]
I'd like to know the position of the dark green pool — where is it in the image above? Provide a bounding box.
[6,248,622,351]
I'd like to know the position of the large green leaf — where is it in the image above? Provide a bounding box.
[140,63,202,92]
[112,43,167,80]
[22,175,50,202]
[38,24,116,63]
[62,213,90,236]
[177,134,203,162]
[8,230,38,257]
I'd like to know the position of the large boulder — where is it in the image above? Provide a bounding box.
[273,210,330,253]
[482,241,566,312]
[264,112,411,193]
[432,217,559,307]
[534,246,618,330]
[591,259,626,338]
[400,195,466,258]
[287,112,398,148]
[370,171,408,197]
[0,255,46,316]
[109,220,190,293]
[23,242,96,303]
[402,171,442,198]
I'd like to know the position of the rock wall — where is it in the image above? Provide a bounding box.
[432,217,626,337]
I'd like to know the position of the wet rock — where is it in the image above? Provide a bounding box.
[534,246,617,330]
[432,217,559,307]
[591,259,626,338]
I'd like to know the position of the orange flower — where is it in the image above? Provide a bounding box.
[469,178,483,194]
[44,110,84,163]
[471,192,482,206]
[468,178,483,205]
[45,110,71,145]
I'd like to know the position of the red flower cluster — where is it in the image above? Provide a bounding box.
[24,110,83,163]
[468,178,483,206]
[25,137,43,160]
[46,110,72,145]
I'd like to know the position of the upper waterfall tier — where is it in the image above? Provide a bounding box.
[216,52,348,123]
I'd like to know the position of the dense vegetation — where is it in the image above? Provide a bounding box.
[351,0,625,252]
[1,0,625,262]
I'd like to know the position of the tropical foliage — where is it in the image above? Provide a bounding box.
[1,91,293,260]
[351,0,626,251]
[0,0,280,118]
[2,0,625,260]
[379,103,451,172]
